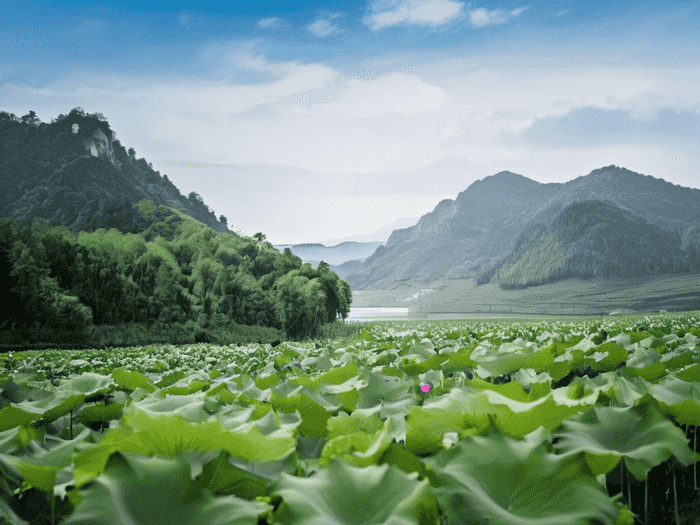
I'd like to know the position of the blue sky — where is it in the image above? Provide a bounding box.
[2,0,700,245]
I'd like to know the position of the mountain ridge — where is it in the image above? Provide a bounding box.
[0,108,229,235]
[346,165,700,289]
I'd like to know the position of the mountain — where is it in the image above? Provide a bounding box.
[272,241,385,267]
[0,108,228,234]
[477,199,695,289]
[346,166,700,289]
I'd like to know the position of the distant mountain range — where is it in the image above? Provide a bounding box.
[344,166,700,289]
[272,241,384,268]
[3,110,699,296]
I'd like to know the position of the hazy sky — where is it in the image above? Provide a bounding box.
[2,1,700,245]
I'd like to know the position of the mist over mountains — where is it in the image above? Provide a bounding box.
[2,109,699,300]
[342,166,700,289]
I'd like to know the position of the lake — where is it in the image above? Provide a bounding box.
[345,307,525,322]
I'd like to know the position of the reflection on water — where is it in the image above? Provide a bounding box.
[345,307,529,322]
[346,307,409,322]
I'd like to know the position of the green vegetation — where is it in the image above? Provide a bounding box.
[0,207,352,351]
[476,199,697,289]
[0,313,698,524]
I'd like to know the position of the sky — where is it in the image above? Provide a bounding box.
[2,0,700,246]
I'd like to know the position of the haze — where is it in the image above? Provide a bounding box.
[2,0,699,245]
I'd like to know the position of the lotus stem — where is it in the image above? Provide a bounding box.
[672,461,680,525]
[626,460,631,514]
[644,474,648,525]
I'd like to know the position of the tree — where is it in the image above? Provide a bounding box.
[253,232,266,244]
[274,272,326,340]
[219,215,228,227]
[188,191,204,206]
[20,110,40,126]
[128,147,136,158]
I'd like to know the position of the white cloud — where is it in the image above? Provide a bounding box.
[308,19,338,37]
[469,6,530,28]
[256,17,284,28]
[318,72,446,119]
[6,48,700,179]
[364,0,465,30]
[307,13,344,37]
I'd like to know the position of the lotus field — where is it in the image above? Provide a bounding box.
[1,312,699,525]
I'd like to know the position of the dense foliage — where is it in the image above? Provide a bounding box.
[0,206,352,348]
[476,199,700,289]
[0,313,698,524]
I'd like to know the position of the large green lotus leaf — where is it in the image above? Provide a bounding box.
[552,402,696,480]
[249,407,302,439]
[270,458,438,525]
[271,391,333,437]
[378,442,442,487]
[676,364,700,382]
[663,351,695,371]
[511,369,552,390]
[406,406,483,456]
[467,377,550,403]
[159,379,209,397]
[198,449,270,500]
[624,362,666,382]
[354,370,417,418]
[0,404,44,431]
[314,363,362,388]
[326,411,384,440]
[129,390,230,423]
[426,430,618,525]
[645,375,700,426]
[469,389,588,439]
[547,348,584,381]
[584,342,628,372]
[320,419,394,467]
[77,403,124,425]
[626,346,662,368]
[71,407,296,488]
[56,372,116,401]
[111,368,157,393]
[471,348,555,377]
[63,452,273,525]
[10,390,86,424]
[418,387,492,433]
[406,339,436,360]
[255,372,281,391]
[551,372,617,407]
[318,374,367,395]
[608,374,653,406]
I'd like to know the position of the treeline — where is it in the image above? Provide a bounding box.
[0,203,352,351]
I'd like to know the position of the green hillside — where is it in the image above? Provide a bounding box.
[0,197,352,351]
[477,199,696,289]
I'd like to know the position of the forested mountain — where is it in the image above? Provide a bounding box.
[0,108,352,350]
[0,108,228,234]
[476,199,698,289]
[346,166,700,289]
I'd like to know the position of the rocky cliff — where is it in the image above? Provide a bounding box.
[0,108,229,235]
